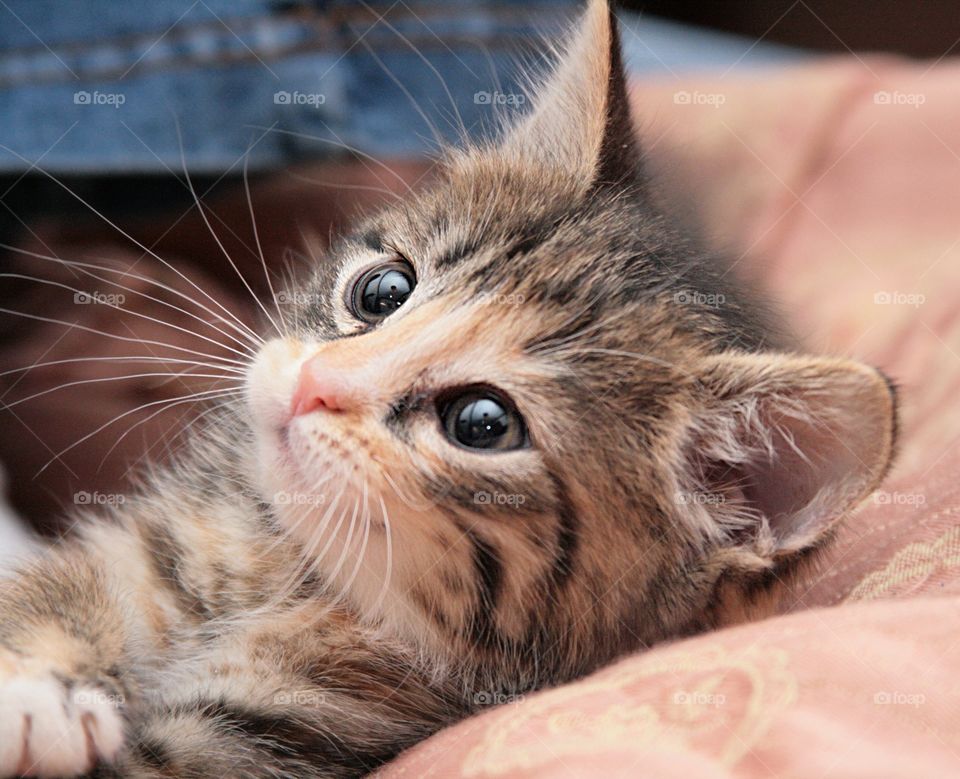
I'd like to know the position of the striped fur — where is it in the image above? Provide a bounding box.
[0,1,897,776]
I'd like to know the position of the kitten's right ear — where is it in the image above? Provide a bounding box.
[678,352,897,565]
[503,0,641,190]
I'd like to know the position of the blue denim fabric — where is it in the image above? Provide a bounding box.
[0,1,800,173]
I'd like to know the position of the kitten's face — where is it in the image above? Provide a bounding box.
[245,0,896,681]
[246,160,685,669]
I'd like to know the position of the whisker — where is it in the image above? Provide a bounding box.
[0,307,252,368]
[115,398,229,478]
[0,143,261,344]
[371,494,394,615]
[0,273,256,362]
[358,0,470,146]
[2,371,240,410]
[340,481,373,611]
[284,169,402,202]
[280,489,344,600]
[325,494,362,587]
[248,126,415,198]
[378,468,435,511]
[243,152,288,339]
[174,123,283,339]
[355,32,445,153]
[31,386,242,476]
[0,242,263,352]
[0,355,245,378]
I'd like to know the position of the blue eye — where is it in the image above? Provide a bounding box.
[351,261,415,322]
[441,391,527,451]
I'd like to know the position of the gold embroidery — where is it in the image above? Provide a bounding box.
[847,525,960,602]
[462,644,796,776]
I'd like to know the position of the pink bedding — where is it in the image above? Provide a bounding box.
[379,57,960,778]
[1,55,959,777]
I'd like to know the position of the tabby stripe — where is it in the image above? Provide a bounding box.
[452,520,503,646]
[203,699,383,772]
[139,522,213,621]
[545,469,578,589]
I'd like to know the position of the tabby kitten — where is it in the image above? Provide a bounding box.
[0,0,896,776]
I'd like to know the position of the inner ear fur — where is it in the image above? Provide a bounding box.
[677,351,897,566]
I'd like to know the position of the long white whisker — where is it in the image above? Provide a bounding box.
[311,489,356,570]
[0,273,256,361]
[243,152,288,339]
[0,143,260,343]
[284,169,402,202]
[357,1,468,145]
[174,124,283,339]
[0,355,245,378]
[325,494,362,586]
[249,126,415,197]
[0,242,263,352]
[355,32,445,152]
[377,468,434,511]
[341,482,373,610]
[281,489,344,599]
[115,398,228,478]
[0,307,252,367]
[371,494,394,615]
[3,371,240,409]
[31,386,241,476]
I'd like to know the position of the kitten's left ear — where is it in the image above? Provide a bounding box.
[506,0,640,189]
[681,352,898,562]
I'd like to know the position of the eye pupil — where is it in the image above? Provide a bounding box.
[353,262,415,322]
[444,392,526,451]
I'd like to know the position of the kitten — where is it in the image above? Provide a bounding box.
[0,0,896,776]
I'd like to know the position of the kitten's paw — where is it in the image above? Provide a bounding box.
[0,655,124,778]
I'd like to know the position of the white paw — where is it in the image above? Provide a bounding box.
[0,662,124,778]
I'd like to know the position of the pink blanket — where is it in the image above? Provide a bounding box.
[379,57,960,778]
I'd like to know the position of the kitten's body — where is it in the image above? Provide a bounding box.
[0,1,896,776]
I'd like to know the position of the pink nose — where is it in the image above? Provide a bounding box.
[290,355,358,417]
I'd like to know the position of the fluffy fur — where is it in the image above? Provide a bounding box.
[0,1,897,776]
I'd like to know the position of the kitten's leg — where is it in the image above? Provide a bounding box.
[109,627,458,779]
[0,544,156,777]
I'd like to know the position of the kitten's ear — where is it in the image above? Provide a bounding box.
[506,0,640,188]
[682,352,897,561]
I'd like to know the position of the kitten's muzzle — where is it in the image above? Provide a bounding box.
[290,354,365,417]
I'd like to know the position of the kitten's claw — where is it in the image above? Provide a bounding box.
[0,657,124,778]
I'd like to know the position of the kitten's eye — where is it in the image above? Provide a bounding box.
[350,261,415,322]
[441,390,527,451]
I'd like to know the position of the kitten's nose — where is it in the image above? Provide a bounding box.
[290,355,360,417]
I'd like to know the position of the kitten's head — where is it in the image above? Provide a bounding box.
[246,0,896,684]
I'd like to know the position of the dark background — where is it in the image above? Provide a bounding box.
[632,0,960,58]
